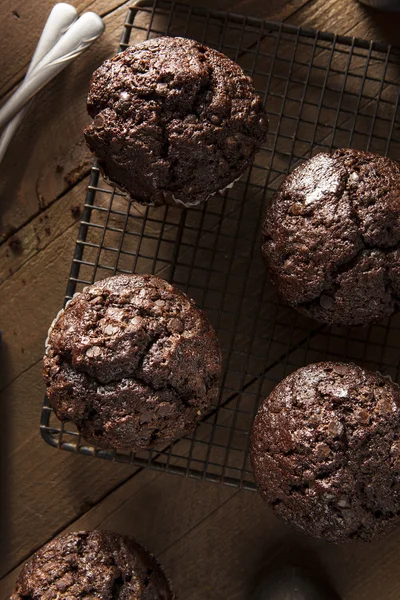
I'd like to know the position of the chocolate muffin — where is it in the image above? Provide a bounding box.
[84,36,268,207]
[251,362,400,542]
[262,149,400,326]
[10,530,173,600]
[43,274,222,450]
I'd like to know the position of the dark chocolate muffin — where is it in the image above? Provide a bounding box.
[251,362,400,542]
[10,530,173,600]
[43,274,222,450]
[262,149,400,326]
[84,36,268,207]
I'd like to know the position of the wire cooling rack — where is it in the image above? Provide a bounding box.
[41,0,400,490]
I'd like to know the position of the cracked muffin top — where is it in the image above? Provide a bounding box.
[262,149,400,326]
[10,530,173,600]
[251,362,400,542]
[84,36,268,207]
[43,274,222,451]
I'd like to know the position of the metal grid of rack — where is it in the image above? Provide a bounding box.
[41,0,400,490]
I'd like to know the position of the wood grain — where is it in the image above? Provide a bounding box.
[2,0,399,242]
[0,0,307,97]
[0,360,137,578]
[0,4,128,240]
[2,465,400,600]
[292,0,400,45]
[0,0,129,96]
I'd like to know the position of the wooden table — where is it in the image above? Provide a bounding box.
[1,1,400,598]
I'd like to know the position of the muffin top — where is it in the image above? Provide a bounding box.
[10,530,173,600]
[251,362,400,542]
[262,149,400,326]
[43,274,222,450]
[84,36,268,206]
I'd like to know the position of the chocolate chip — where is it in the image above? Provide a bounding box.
[167,318,184,333]
[337,497,349,508]
[290,202,304,216]
[390,441,400,458]
[93,115,104,128]
[156,82,168,94]
[328,420,344,437]
[86,287,103,297]
[185,114,198,124]
[355,408,370,424]
[320,295,334,309]
[377,399,394,415]
[112,138,123,151]
[130,316,144,328]
[139,412,152,424]
[210,114,221,125]
[315,442,331,459]
[158,403,174,416]
[283,258,296,274]
[258,115,268,128]
[225,136,237,149]
[104,324,118,335]
[86,346,102,358]
[332,364,348,376]
[350,171,359,182]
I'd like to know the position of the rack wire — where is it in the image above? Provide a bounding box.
[41,0,400,490]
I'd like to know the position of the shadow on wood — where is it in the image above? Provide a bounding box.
[253,536,339,596]
[0,104,38,238]
[356,3,400,45]
[0,338,11,570]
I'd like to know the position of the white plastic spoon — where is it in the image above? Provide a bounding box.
[0,11,105,131]
[0,3,78,164]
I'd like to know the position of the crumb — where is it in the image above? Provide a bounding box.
[71,205,81,219]
[79,499,94,513]
[8,235,22,254]
[64,163,89,186]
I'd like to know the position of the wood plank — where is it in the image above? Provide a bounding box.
[0,3,128,241]
[0,206,80,391]
[3,464,400,600]
[0,171,179,390]
[0,362,138,579]
[0,469,237,598]
[0,170,243,575]
[159,488,400,600]
[2,0,396,243]
[0,0,309,97]
[1,2,400,598]
[0,0,131,96]
[0,0,313,241]
[1,0,335,396]
[0,175,87,287]
[289,0,400,45]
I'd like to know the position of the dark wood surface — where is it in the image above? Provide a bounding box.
[1,1,400,598]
